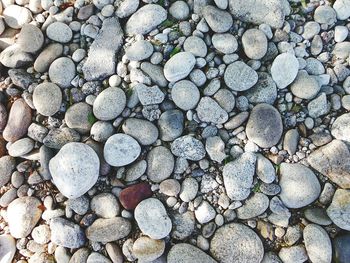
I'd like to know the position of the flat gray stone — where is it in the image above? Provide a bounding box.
[125,4,167,35]
[196,97,228,124]
[228,0,288,28]
[183,36,207,57]
[0,235,16,263]
[50,217,85,248]
[125,40,154,61]
[147,146,174,183]
[7,197,42,238]
[290,70,320,100]
[246,104,283,148]
[171,135,206,161]
[33,82,62,117]
[304,224,332,263]
[271,53,299,89]
[134,198,172,239]
[202,5,232,33]
[17,24,44,53]
[122,118,158,145]
[168,243,217,263]
[158,110,184,141]
[223,152,256,200]
[331,113,350,143]
[46,22,72,43]
[164,52,196,82]
[172,80,200,110]
[327,189,350,231]
[244,72,277,105]
[103,134,141,167]
[86,217,131,242]
[93,87,126,121]
[212,33,238,54]
[224,61,258,91]
[279,163,321,209]
[242,29,268,60]
[210,223,264,263]
[83,17,123,81]
[49,57,76,88]
[49,142,100,199]
[237,193,269,219]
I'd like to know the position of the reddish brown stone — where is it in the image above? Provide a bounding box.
[0,103,7,131]
[3,98,32,142]
[119,182,153,210]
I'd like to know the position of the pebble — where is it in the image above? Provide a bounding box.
[308,139,350,189]
[303,224,332,263]
[290,70,320,100]
[125,40,154,61]
[50,217,85,248]
[256,154,276,183]
[224,61,258,91]
[205,136,226,163]
[90,121,114,142]
[169,1,189,20]
[171,135,206,161]
[43,127,80,149]
[179,177,198,202]
[7,197,42,238]
[334,0,350,20]
[278,245,308,263]
[119,182,153,210]
[167,243,216,263]
[49,142,100,199]
[33,82,62,116]
[125,160,147,182]
[31,225,51,245]
[46,22,73,43]
[279,163,321,208]
[196,97,228,124]
[327,189,350,230]
[171,80,200,110]
[133,237,165,262]
[283,129,299,156]
[195,201,216,224]
[0,45,33,68]
[125,4,167,35]
[164,52,196,82]
[237,193,269,219]
[3,99,32,142]
[331,112,350,143]
[136,84,165,105]
[91,193,120,218]
[93,87,126,121]
[8,137,34,157]
[141,62,168,87]
[223,152,256,200]
[0,235,16,263]
[0,156,16,187]
[170,211,195,240]
[244,72,277,105]
[0,188,17,207]
[159,179,181,196]
[210,223,264,263]
[314,5,336,25]
[307,92,329,118]
[184,36,207,57]
[17,24,44,53]
[106,243,123,263]
[3,5,32,29]
[242,29,268,60]
[147,146,174,183]
[211,33,237,54]
[122,118,158,145]
[271,53,299,89]
[134,198,172,239]
[49,57,76,88]
[34,43,63,73]
[246,103,283,148]
[228,0,286,28]
[158,110,184,141]
[65,103,93,134]
[103,134,141,167]
[202,5,232,33]
[85,217,131,242]
[333,233,350,263]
